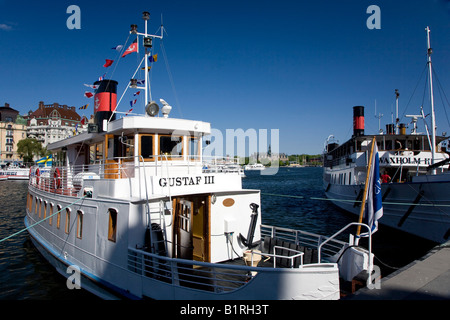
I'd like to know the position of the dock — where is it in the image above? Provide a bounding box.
[347,240,450,300]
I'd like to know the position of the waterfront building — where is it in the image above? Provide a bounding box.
[24,101,88,148]
[0,103,28,166]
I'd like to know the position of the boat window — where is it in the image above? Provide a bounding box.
[159,135,183,159]
[76,210,83,239]
[189,137,199,161]
[43,201,47,219]
[38,199,42,218]
[140,135,154,160]
[89,142,104,164]
[57,205,62,229]
[115,135,134,158]
[108,208,118,242]
[27,193,33,212]
[49,203,53,226]
[65,208,71,234]
[385,139,393,151]
[107,137,114,159]
[34,198,38,215]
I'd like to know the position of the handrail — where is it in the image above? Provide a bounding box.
[317,222,372,265]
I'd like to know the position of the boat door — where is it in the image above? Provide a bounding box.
[176,199,193,259]
[173,195,210,262]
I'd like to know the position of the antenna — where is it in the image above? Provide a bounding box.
[374,99,383,133]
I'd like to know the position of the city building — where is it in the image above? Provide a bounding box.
[0,103,28,166]
[25,101,88,148]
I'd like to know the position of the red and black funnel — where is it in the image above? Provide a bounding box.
[93,79,118,132]
[353,106,364,137]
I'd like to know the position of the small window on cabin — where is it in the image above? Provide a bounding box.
[57,205,62,229]
[159,135,183,158]
[140,135,154,159]
[96,143,104,161]
[76,210,83,239]
[35,198,38,214]
[108,209,118,242]
[89,145,96,164]
[107,137,114,159]
[189,137,199,160]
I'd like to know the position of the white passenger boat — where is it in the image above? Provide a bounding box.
[244,163,265,171]
[0,165,30,180]
[25,12,374,300]
[323,27,450,244]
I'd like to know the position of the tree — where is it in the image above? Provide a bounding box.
[17,138,48,164]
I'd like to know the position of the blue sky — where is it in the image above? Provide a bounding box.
[1,0,450,155]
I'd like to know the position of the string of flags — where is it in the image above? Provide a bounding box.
[81,37,159,116]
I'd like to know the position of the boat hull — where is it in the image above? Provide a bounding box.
[324,179,450,243]
[25,211,340,300]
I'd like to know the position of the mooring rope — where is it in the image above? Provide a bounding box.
[0,194,89,244]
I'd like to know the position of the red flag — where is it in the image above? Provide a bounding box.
[84,91,93,98]
[103,59,114,67]
[122,39,138,57]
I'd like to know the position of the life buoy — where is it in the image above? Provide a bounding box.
[35,168,40,185]
[53,168,61,189]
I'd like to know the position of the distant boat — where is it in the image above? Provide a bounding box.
[323,27,450,244]
[244,163,265,171]
[0,165,29,180]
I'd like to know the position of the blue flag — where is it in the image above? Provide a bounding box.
[363,142,383,236]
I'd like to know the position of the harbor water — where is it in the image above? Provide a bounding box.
[0,167,436,299]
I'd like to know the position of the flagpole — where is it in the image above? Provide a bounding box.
[356,136,376,239]
[144,15,149,109]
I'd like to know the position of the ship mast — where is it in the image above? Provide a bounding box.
[132,12,164,111]
[426,26,436,174]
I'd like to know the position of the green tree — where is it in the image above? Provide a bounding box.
[17,138,48,163]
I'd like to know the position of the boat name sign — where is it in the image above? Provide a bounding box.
[159,175,215,187]
[379,155,432,166]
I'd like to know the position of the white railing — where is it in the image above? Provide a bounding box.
[127,248,258,293]
[28,155,242,195]
[260,224,348,261]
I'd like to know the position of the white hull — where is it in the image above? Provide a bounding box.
[25,178,346,299]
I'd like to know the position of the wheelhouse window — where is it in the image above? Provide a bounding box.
[140,135,154,160]
[189,137,199,161]
[159,135,183,159]
[108,208,118,242]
